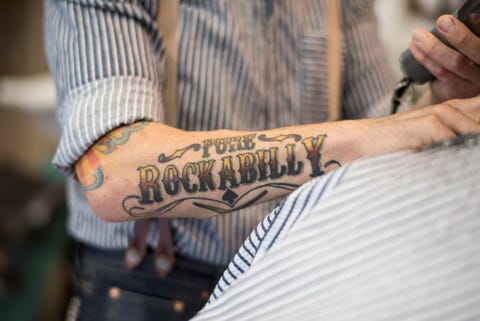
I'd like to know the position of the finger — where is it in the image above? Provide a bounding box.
[436,15,480,65]
[410,31,480,87]
[409,42,479,99]
[409,39,460,81]
[154,218,175,278]
[125,219,152,270]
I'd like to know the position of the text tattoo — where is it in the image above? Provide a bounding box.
[122,133,340,217]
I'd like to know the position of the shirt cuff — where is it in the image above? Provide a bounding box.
[53,76,164,175]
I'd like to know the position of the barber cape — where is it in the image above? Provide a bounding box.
[193,134,480,321]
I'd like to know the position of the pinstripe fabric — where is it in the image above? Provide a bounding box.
[45,0,395,265]
[194,135,480,320]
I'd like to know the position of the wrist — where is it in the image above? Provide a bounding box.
[321,120,369,166]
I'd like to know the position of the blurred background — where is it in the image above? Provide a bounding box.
[0,0,464,320]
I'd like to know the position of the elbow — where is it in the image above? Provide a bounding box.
[96,212,122,223]
[74,122,157,222]
[75,159,128,223]
[84,186,125,223]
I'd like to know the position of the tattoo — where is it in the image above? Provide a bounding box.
[123,183,299,217]
[201,134,256,157]
[302,135,327,177]
[158,144,201,163]
[258,134,302,142]
[124,133,340,217]
[77,122,149,190]
[83,166,104,191]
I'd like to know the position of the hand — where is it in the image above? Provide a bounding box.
[352,96,480,157]
[409,15,480,104]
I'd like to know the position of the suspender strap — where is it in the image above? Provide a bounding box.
[128,0,181,277]
[327,0,343,121]
[158,0,341,123]
[157,0,179,127]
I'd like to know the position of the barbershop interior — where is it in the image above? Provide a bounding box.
[0,0,471,320]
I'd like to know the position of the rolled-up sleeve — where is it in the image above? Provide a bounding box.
[44,0,166,174]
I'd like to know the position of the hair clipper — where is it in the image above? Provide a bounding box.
[392,0,480,113]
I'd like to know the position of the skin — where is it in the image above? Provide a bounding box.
[410,15,480,106]
[76,96,480,223]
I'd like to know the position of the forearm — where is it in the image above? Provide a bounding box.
[75,121,360,221]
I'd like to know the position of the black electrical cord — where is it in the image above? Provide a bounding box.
[391,77,413,114]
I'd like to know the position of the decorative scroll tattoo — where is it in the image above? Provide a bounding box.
[123,183,299,217]
[325,159,341,169]
[77,122,149,190]
[123,132,341,217]
[258,134,302,142]
[158,144,201,163]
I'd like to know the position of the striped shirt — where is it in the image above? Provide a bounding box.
[194,134,480,320]
[45,0,395,265]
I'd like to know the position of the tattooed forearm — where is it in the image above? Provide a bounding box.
[123,133,340,217]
